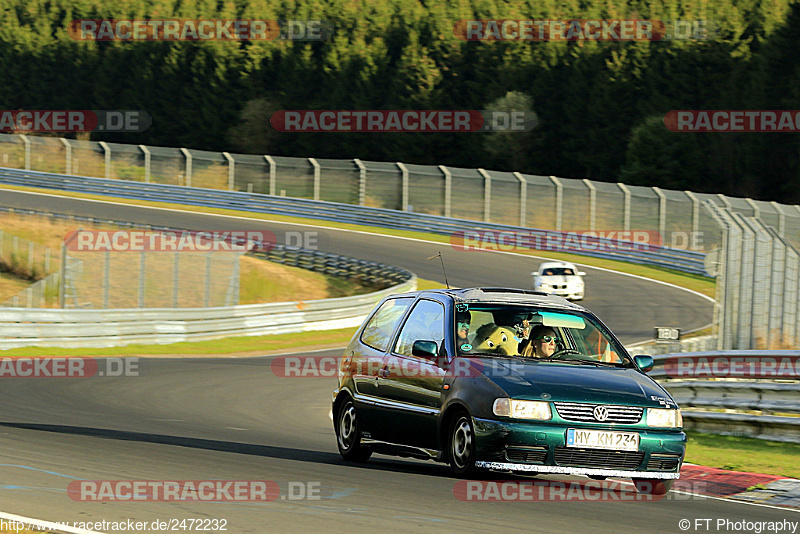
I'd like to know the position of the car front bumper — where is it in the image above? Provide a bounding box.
[472,417,685,479]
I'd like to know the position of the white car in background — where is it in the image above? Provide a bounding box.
[532,261,586,300]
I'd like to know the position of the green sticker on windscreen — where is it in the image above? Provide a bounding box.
[541,311,586,329]
[460,343,473,351]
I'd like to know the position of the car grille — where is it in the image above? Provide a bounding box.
[554,447,645,470]
[646,455,681,472]
[554,402,643,424]
[506,446,548,464]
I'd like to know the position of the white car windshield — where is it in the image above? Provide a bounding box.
[541,267,575,276]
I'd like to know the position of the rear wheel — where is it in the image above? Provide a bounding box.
[335,399,372,462]
[447,412,477,477]
[633,478,673,495]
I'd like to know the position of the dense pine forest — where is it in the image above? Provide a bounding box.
[1,0,799,201]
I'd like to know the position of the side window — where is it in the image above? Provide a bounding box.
[360,297,413,351]
[393,299,445,357]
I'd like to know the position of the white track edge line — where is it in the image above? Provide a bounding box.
[0,510,104,534]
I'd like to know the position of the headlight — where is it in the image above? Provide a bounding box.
[539,283,551,290]
[647,408,683,428]
[493,398,552,420]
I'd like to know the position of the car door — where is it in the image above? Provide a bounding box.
[376,298,447,448]
[350,296,414,441]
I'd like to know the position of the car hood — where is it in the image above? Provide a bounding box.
[470,357,672,407]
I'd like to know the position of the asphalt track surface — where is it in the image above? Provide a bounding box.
[3,190,794,534]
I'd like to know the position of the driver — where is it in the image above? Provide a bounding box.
[522,325,558,358]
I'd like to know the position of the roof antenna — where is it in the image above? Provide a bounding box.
[427,251,450,289]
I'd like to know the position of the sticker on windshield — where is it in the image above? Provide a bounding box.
[460,343,472,351]
[541,311,586,329]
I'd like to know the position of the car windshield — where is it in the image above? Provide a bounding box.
[455,304,628,366]
[542,267,575,276]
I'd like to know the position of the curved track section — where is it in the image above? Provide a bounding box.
[0,189,712,343]
[0,190,768,534]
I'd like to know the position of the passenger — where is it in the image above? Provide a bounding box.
[456,310,472,349]
[521,325,558,358]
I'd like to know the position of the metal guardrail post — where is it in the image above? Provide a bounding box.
[397,162,409,211]
[745,197,760,218]
[309,158,320,201]
[514,172,527,227]
[99,141,111,180]
[440,165,452,218]
[728,211,754,349]
[549,176,563,231]
[60,138,71,175]
[223,152,234,191]
[478,168,491,222]
[265,155,276,196]
[354,159,366,206]
[770,201,785,236]
[582,179,596,232]
[764,225,787,347]
[180,148,192,187]
[59,241,66,309]
[653,187,667,242]
[18,134,30,170]
[618,182,631,232]
[139,145,150,183]
[103,249,110,309]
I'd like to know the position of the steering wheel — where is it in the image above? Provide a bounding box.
[549,348,583,359]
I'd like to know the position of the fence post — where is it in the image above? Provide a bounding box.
[59,241,66,308]
[18,134,30,170]
[180,148,192,187]
[478,169,491,222]
[173,251,180,308]
[204,251,212,307]
[265,155,276,196]
[309,157,320,201]
[653,187,667,243]
[618,182,631,232]
[354,159,366,206]
[138,249,146,307]
[685,191,700,237]
[514,172,527,227]
[771,201,786,236]
[582,179,596,232]
[60,138,72,175]
[139,145,151,183]
[440,165,452,218]
[397,162,409,211]
[549,176,563,231]
[99,141,111,179]
[223,152,234,191]
[27,241,33,276]
[745,198,760,218]
[717,193,733,210]
[103,248,110,309]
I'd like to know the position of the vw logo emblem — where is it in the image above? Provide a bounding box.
[593,406,609,421]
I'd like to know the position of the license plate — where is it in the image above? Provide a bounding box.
[566,428,640,451]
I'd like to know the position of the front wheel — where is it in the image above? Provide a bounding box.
[633,478,673,495]
[335,399,372,462]
[447,412,477,477]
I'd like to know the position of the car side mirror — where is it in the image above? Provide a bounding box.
[578,271,587,276]
[633,355,654,373]
[412,340,438,360]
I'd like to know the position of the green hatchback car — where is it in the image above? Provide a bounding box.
[332,287,685,494]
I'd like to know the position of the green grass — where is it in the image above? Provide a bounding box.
[0,183,715,298]
[685,431,800,479]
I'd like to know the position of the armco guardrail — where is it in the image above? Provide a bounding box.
[0,279,416,349]
[0,168,708,275]
[650,351,800,443]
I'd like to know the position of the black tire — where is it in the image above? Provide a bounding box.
[633,478,673,495]
[447,412,477,477]
[335,399,372,462]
